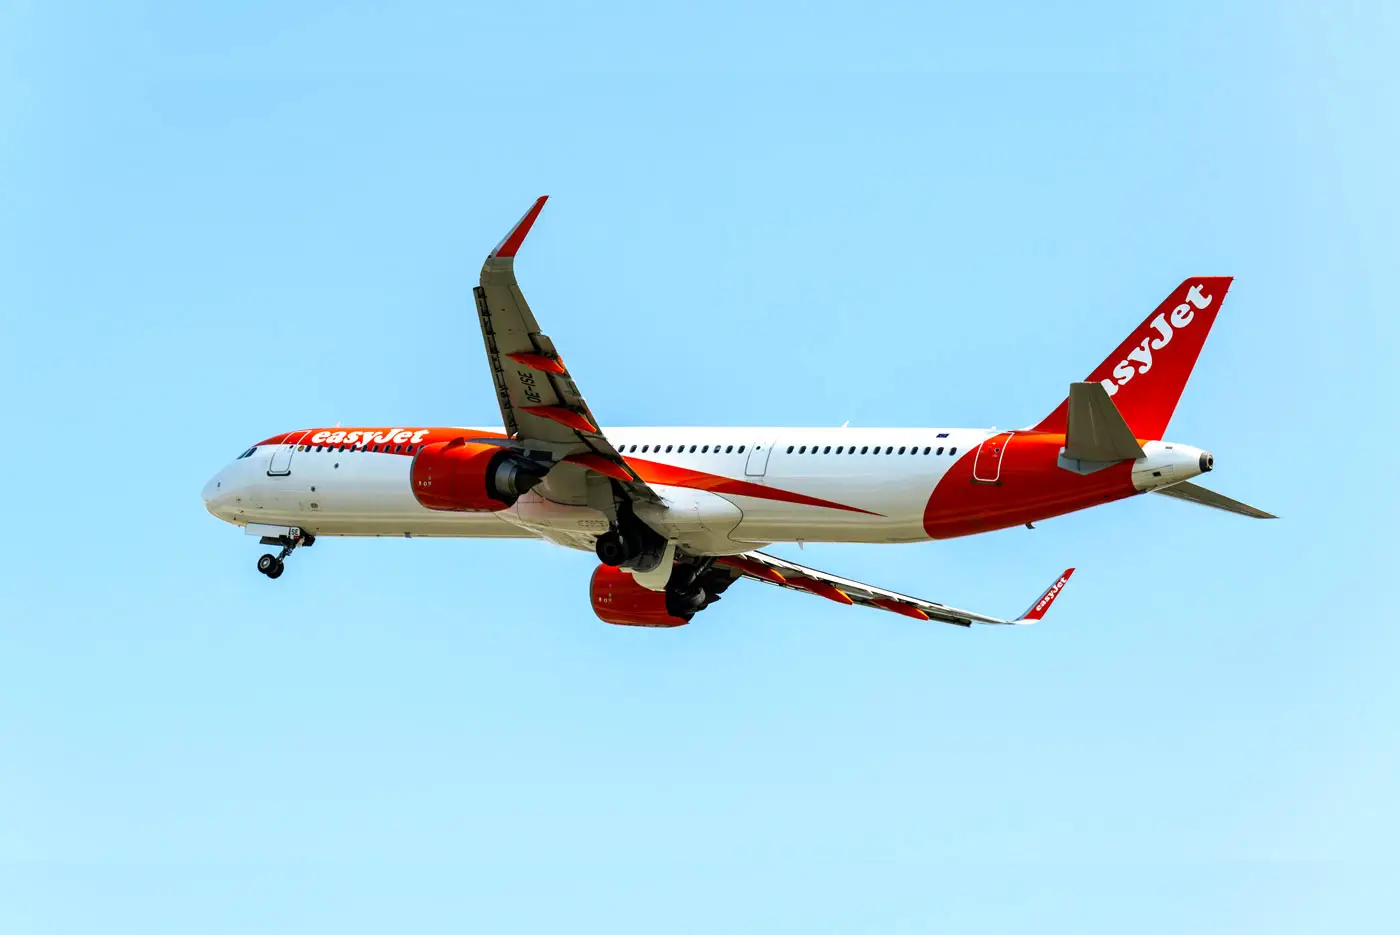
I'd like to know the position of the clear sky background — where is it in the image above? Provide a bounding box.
[2,2,1397,932]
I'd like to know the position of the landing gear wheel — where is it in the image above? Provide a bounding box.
[595,531,628,567]
[255,530,308,579]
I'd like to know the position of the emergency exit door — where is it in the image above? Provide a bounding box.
[745,438,775,476]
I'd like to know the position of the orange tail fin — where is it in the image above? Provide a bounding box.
[1033,277,1233,439]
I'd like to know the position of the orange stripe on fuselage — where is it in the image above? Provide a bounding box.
[623,456,882,516]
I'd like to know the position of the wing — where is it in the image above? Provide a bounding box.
[475,197,657,500]
[714,552,1075,627]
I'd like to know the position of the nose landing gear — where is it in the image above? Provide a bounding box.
[256,529,314,579]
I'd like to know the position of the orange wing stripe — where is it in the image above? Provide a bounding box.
[789,577,855,605]
[561,453,632,481]
[872,599,930,621]
[521,405,597,434]
[717,556,787,584]
[506,352,567,375]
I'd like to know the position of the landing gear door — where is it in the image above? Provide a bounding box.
[267,433,306,476]
[745,437,776,477]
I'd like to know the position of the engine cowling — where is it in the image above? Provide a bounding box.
[590,565,691,627]
[410,439,547,512]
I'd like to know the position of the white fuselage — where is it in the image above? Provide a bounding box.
[202,424,1207,556]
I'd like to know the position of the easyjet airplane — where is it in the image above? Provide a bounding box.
[202,197,1272,629]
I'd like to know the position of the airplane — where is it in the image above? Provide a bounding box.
[201,196,1273,629]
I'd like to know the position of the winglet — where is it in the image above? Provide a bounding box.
[1015,568,1075,623]
[490,195,549,260]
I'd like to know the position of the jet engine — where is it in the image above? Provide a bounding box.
[589,562,739,627]
[410,439,548,512]
[589,565,694,627]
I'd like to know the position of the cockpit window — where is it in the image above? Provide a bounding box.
[236,447,257,459]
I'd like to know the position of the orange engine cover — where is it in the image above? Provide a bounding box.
[410,439,518,512]
[590,565,690,628]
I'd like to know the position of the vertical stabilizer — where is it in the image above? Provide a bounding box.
[1034,277,1233,439]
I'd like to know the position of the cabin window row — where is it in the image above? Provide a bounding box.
[623,443,745,454]
[785,444,957,456]
[297,443,420,454]
[616,442,958,457]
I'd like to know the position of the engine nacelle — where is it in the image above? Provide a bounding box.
[410,439,547,512]
[589,565,691,628]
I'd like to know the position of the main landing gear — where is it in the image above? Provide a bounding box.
[257,530,314,579]
[595,496,667,570]
[664,558,715,619]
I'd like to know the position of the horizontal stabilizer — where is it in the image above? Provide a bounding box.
[1154,481,1276,519]
[1062,382,1146,462]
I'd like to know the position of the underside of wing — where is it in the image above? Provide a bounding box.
[713,552,1075,627]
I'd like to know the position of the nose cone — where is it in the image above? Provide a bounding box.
[202,470,234,520]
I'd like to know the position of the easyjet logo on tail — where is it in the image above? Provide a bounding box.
[1099,284,1213,397]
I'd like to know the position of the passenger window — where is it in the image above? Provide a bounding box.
[664,444,672,453]
[898,446,906,455]
[923,446,931,455]
[861,446,869,454]
[886,446,894,454]
[799,446,807,454]
[836,446,843,454]
[949,447,957,455]
[823,446,831,454]
[725,445,733,453]
[936,446,944,455]
[738,445,745,453]
[787,445,794,453]
[688,445,695,453]
[641,445,649,453]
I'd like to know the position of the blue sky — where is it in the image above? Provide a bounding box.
[2,2,1397,932]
